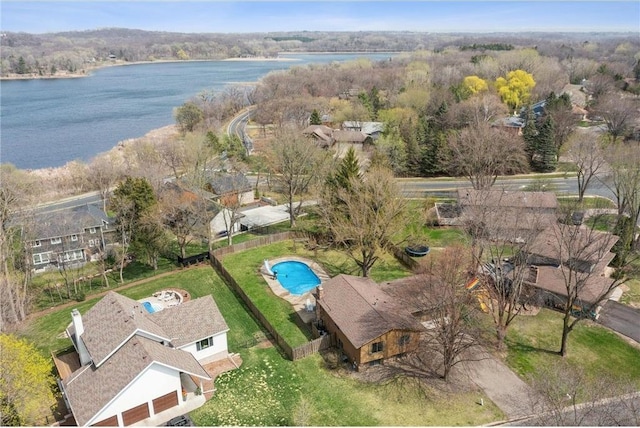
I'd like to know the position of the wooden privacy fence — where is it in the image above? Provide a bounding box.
[209,230,409,360]
[291,334,333,360]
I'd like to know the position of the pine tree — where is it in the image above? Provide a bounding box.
[535,116,557,172]
[309,109,322,125]
[522,105,539,169]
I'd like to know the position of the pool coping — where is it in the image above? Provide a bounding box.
[261,256,330,324]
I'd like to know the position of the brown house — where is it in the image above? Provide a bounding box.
[314,274,425,370]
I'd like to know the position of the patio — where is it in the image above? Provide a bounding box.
[260,256,330,324]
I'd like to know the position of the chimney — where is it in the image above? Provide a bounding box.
[71,309,92,366]
[316,285,324,300]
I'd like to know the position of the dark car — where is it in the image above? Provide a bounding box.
[165,415,194,426]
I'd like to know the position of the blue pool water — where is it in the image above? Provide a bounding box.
[272,261,321,295]
[142,301,159,314]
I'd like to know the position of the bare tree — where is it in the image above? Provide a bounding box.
[565,131,607,203]
[528,223,622,356]
[527,360,640,426]
[159,186,209,259]
[603,141,640,251]
[416,245,481,381]
[88,152,124,212]
[320,166,406,277]
[593,93,635,144]
[458,188,552,348]
[447,122,528,190]
[268,130,328,228]
[0,165,36,330]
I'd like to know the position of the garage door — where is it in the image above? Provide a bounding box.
[122,402,150,426]
[92,415,118,426]
[153,391,179,414]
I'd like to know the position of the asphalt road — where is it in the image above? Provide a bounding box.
[597,300,640,343]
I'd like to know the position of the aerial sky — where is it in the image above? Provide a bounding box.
[1,1,638,34]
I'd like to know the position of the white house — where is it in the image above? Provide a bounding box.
[59,292,229,426]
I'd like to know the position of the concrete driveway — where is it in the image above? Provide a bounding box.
[597,301,640,343]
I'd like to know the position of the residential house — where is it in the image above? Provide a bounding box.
[436,189,558,241]
[341,121,384,140]
[205,172,254,206]
[58,291,229,426]
[521,224,619,314]
[313,274,425,370]
[302,124,335,148]
[28,204,114,272]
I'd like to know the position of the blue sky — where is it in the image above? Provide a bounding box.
[1,1,638,34]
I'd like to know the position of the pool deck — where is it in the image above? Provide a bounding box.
[139,289,186,311]
[261,256,330,324]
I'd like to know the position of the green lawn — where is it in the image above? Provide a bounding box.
[220,239,413,348]
[20,267,262,356]
[505,308,640,386]
[190,347,503,426]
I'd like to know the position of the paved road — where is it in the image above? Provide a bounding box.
[597,300,640,343]
[397,175,616,201]
[504,392,640,426]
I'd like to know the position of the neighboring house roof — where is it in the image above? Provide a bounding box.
[332,130,369,143]
[526,224,618,267]
[458,189,558,210]
[561,83,589,108]
[302,124,333,136]
[380,274,445,316]
[342,121,384,135]
[63,336,210,426]
[150,295,229,348]
[317,274,424,348]
[29,204,110,240]
[207,173,252,196]
[525,264,615,305]
[492,116,525,129]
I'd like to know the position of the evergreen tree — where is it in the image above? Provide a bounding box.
[534,116,557,172]
[522,105,539,168]
[416,113,447,177]
[16,56,28,75]
[309,109,322,125]
[331,146,362,190]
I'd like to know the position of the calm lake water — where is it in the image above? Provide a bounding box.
[1,53,395,169]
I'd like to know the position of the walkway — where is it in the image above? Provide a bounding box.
[460,345,539,420]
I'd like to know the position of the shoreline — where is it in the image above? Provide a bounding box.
[0,56,301,81]
[0,51,400,81]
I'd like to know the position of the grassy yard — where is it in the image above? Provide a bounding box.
[504,308,640,387]
[190,346,503,426]
[220,239,413,347]
[19,267,262,356]
[557,195,618,210]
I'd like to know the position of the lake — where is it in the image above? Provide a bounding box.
[0,53,395,169]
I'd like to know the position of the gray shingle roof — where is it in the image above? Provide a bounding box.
[79,292,170,367]
[207,173,251,196]
[29,204,110,240]
[150,295,229,348]
[317,274,424,348]
[64,336,210,426]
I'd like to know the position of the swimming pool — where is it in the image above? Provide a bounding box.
[271,261,321,295]
[142,301,162,314]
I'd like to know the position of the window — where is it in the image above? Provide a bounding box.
[50,237,62,245]
[369,359,382,367]
[70,234,78,242]
[33,253,51,265]
[398,334,411,347]
[88,240,95,247]
[62,250,84,262]
[196,337,213,351]
[32,240,41,248]
[89,227,96,234]
[371,341,384,353]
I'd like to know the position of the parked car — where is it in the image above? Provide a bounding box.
[166,415,194,426]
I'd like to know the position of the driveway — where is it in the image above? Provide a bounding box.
[460,345,539,420]
[597,300,640,343]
